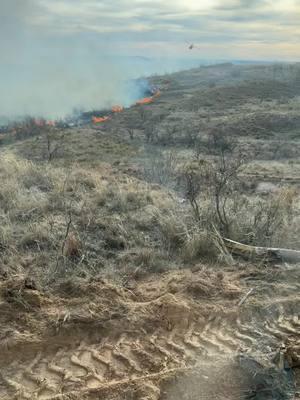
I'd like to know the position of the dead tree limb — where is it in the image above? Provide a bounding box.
[223,238,300,263]
[238,288,254,306]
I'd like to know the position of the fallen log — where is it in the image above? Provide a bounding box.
[223,238,300,263]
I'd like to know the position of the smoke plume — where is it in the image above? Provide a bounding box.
[0,0,200,121]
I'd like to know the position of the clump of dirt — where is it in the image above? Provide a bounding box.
[56,277,94,298]
[184,270,241,300]
[155,293,192,330]
[0,275,43,309]
[133,268,242,302]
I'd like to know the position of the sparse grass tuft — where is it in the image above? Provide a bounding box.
[0,215,13,252]
[182,230,218,263]
[156,210,187,251]
[19,223,55,251]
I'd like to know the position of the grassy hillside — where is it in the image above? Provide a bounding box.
[0,63,299,400]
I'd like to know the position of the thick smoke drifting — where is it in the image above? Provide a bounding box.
[0,0,200,121]
[0,1,132,119]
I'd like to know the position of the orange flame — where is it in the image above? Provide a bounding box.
[136,90,160,105]
[136,97,154,105]
[92,116,110,124]
[112,105,124,113]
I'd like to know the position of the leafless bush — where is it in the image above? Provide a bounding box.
[143,148,179,188]
[181,131,296,247]
[208,149,246,236]
[144,122,158,143]
[181,133,247,235]
[182,135,298,248]
[137,107,148,124]
[228,188,298,247]
[155,125,177,145]
[14,117,42,140]
[155,117,201,147]
[179,164,202,221]
[45,131,65,161]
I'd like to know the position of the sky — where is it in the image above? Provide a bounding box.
[3,0,299,60]
[0,0,299,119]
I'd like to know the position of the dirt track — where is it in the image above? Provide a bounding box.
[0,265,299,400]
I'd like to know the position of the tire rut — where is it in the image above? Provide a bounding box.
[1,268,299,400]
[1,310,298,399]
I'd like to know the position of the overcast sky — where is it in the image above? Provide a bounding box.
[0,0,299,118]
[2,0,299,61]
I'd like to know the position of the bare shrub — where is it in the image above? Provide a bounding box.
[157,125,177,145]
[208,151,246,237]
[155,115,201,146]
[143,148,179,189]
[179,162,206,221]
[144,122,158,143]
[182,138,298,249]
[228,187,298,247]
[14,117,41,140]
[179,132,247,237]
[44,130,65,161]
[177,130,298,249]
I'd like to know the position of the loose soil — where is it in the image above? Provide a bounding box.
[0,265,299,399]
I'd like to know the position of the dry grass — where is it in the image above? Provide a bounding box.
[154,208,219,263]
[156,210,187,251]
[19,223,56,251]
[0,152,187,285]
[227,188,300,248]
[181,230,218,263]
[0,215,13,252]
[1,63,299,289]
